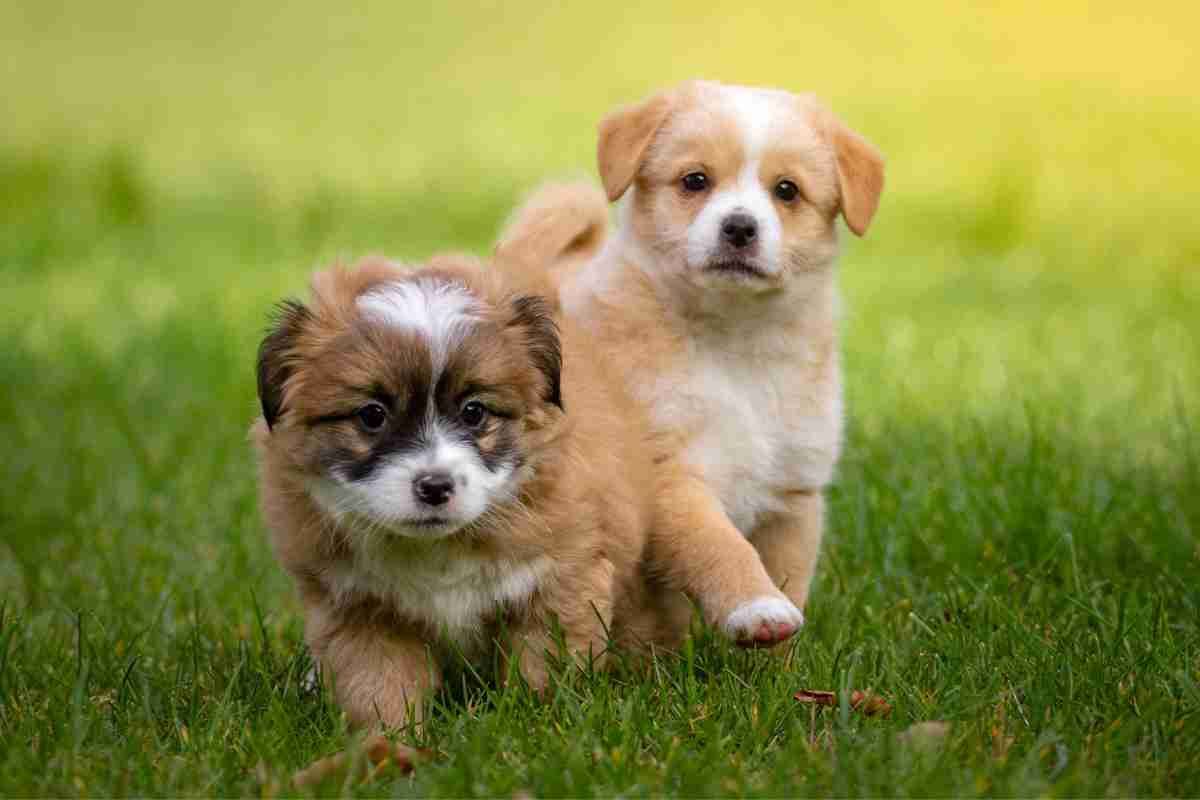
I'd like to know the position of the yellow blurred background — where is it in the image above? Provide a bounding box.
[4,0,1197,241]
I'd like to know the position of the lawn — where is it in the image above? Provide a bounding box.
[1,1,1199,796]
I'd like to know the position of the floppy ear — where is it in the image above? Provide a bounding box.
[597,91,674,202]
[256,299,312,430]
[830,121,885,236]
[507,295,563,410]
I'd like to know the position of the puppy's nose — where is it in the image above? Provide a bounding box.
[413,472,455,506]
[721,213,758,249]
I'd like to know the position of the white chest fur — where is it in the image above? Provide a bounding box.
[643,332,843,536]
[321,544,550,646]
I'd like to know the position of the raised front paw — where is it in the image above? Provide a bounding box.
[723,595,805,648]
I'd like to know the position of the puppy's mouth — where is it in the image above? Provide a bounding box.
[396,516,460,532]
[405,517,452,527]
[704,260,770,280]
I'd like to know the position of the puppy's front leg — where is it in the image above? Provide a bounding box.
[303,593,439,730]
[507,555,616,691]
[653,465,804,647]
[753,490,824,614]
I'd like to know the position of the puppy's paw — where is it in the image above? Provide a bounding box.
[724,595,804,648]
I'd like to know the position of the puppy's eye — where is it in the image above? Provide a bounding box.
[357,403,388,431]
[460,400,488,429]
[681,172,708,193]
[774,180,800,203]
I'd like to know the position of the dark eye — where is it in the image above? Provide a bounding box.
[357,403,388,431]
[460,400,488,429]
[681,172,708,192]
[774,180,799,203]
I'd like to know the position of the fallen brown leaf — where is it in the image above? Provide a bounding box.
[793,689,837,707]
[292,735,432,788]
[849,690,893,718]
[793,689,893,718]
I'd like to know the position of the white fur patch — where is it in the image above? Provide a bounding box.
[684,86,784,276]
[358,279,478,375]
[323,550,552,647]
[641,328,841,534]
[723,595,805,639]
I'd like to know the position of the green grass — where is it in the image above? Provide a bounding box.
[2,1,1200,796]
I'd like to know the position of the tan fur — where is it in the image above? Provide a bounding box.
[597,91,674,202]
[752,491,826,605]
[827,119,885,236]
[253,256,687,730]
[494,181,608,302]
[504,81,884,646]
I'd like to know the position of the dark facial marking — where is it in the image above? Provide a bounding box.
[320,329,439,483]
[342,388,429,482]
[424,364,524,476]
[479,425,521,472]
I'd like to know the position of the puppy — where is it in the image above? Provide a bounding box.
[253,255,684,729]
[499,80,884,646]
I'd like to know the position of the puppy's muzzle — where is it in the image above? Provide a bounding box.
[413,472,455,507]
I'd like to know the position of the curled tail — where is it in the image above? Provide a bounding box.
[494,181,609,304]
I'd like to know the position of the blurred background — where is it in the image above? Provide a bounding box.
[2,0,1199,655]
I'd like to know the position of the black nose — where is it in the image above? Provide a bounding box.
[721,213,758,249]
[413,472,454,506]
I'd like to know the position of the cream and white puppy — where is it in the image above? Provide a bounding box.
[500,80,884,646]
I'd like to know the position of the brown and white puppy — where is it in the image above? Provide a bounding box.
[253,255,684,729]
[499,80,884,646]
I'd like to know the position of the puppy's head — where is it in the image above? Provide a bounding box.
[256,257,562,541]
[598,81,884,294]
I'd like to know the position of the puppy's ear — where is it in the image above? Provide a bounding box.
[830,120,885,236]
[597,91,673,202]
[257,300,312,430]
[507,295,563,410]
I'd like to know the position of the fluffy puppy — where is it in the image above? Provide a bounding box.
[253,255,684,729]
[499,80,884,646]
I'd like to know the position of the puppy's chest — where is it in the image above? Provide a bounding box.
[322,546,549,647]
[647,349,842,534]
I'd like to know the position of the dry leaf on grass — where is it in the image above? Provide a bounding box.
[848,690,893,718]
[793,689,837,707]
[293,735,433,788]
[793,689,893,718]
